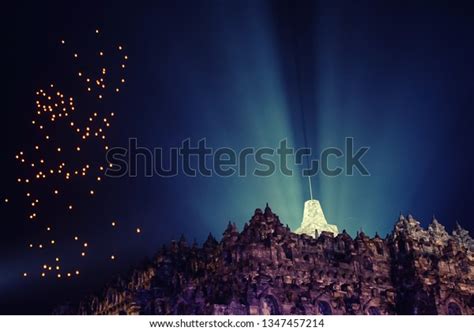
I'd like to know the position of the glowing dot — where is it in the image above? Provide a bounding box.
[23,273,28,277]
[111,255,115,260]
[111,221,116,227]
[57,148,61,152]
[43,265,47,269]
[95,29,99,34]
[68,205,73,210]
[76,147,81,152]
[74,236,78,241]
[57,274,61,278]
[81,252,86,257]
[4,198,8,203]
[83,243,88,248]
[136,228,141,234]
[56,266,60,270]
[67,273,71,277]
[55,257,60,262]
[41,273,45,277]
[29,243,33,248]
[51,240,55,245]
[35,145,39,150]
[97,177,101,181]
[78,72,82,77]
[74,53,78,58]
[75,270,80,275]
[54,190,58,195]
[61,40,65,44]
[118,45,122,50]
[99,51,104,56]
[90,190,95,195]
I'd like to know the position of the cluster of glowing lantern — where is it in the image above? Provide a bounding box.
[71,29,127,101]
[7,29,138,280]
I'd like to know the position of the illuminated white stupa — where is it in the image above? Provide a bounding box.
[295,199,339,237]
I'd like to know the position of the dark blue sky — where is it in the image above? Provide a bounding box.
[1,0,473,313]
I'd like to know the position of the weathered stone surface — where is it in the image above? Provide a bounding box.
[55,205,474,315]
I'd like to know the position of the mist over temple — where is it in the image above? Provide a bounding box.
[56,205,473,315]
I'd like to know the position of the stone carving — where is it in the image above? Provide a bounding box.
[55,205,473,315]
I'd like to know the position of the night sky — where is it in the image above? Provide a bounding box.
[1,0,474,314]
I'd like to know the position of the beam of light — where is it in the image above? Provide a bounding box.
[135,2,307,247]
[312,4,454,236]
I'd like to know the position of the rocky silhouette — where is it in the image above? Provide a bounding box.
[55,204,473,315]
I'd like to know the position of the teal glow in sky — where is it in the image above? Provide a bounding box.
[2,0,473,313]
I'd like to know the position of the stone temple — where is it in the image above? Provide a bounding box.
[55,205,474,315]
